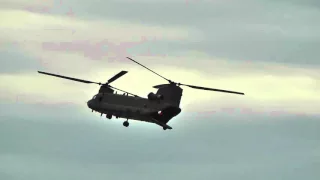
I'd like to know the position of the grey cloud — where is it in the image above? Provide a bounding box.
[274,0,320,8]
[63,0,320,67]
[0,39,160,74]
[0,46,46,74]
[2,0,319,75]
[0,101,319,179]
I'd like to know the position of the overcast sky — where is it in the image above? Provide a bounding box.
[0,0,319,179]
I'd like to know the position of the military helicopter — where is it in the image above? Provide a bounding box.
[37,57,244,130]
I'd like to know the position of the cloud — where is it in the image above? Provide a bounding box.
[35,0,318,67]
[2,0,320,76]
[0,114,319,180]
[0,8,195,42]
[1,54,319,116]
[0,1,319,116]
[1,1,319,180]
[0,7,200,74]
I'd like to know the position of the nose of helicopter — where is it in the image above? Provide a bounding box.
[87,99,93,109]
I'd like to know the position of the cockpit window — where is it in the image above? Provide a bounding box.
[93,95,97,99]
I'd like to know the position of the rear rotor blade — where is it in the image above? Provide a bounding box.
[126,57,173,83]
[107,71,128,84]
[109,85,141,97]
[126,57,245,95]
[180,83,245,95]
[38,71,101,85]
[153,84,170,88]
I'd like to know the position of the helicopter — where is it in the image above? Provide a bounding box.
[37,57,245,130]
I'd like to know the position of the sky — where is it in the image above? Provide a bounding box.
[0,0,319,179]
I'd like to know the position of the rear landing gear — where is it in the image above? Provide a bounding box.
[123,120,129,127]
[106,114,112,119]
[163,127,167,130]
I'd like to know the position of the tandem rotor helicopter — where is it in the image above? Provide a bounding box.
[38,57,245,130]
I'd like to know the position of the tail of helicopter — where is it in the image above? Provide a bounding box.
[126,56,245,128]
[149,84,183,126]
[154,84,183,107]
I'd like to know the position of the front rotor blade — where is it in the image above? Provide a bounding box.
[107,71,128,84]
[181,84,245,95]
[109,85,141,97]
[38,71,100,84]
[126,57,172,83]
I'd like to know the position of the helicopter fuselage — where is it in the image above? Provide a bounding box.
[87,93,181,129]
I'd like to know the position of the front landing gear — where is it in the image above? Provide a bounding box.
[123,120,129,127]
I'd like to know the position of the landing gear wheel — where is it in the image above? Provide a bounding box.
[106,114,112,119]
[123,121,129,127]
[163,127,167,130]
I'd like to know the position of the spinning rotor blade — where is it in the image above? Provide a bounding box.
[38,71,101,85]
[153,84,169,88]
[126,57,245,95]
[106,71,127,84]
[38,71,141,97]
[180,83,245,95]
[154,83,244,95]
[104,71,140,97]
[126,57,173,83]
[38,70,128,85]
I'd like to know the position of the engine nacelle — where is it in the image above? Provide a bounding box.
[148,92,164,100]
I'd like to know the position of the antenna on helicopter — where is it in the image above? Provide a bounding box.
[126,57,244,95]
[37,71,141,97]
